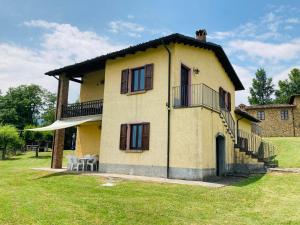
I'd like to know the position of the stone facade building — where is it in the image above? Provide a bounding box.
[240,95,300,137]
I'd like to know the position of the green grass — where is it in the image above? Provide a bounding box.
[264,137,300,168]
[0,151,299,225]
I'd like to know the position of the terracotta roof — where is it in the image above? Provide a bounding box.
[234,108,261,123]
[45,33,244,90]
[245,104,295,109]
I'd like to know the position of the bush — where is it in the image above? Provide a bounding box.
[0,125,23,160]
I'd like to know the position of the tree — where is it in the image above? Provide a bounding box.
[0,84,56,129]
[41,91,56,125]
[275,68,300,103]
[248,68,275,105]
[0,125,22,160]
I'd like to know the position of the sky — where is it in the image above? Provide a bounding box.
[0,0,300,104]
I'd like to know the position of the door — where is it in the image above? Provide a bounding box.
[180,65,189,106]
[216,135,225,176]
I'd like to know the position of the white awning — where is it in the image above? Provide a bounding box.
[26,115,101,131]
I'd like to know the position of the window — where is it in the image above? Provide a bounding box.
[120,64,153,94]
[130,124,143,149]
[219,87,231,111]
[132,67,145,92]
[281,109,289,120]
[257,111,265,120]
[119,123,150,151]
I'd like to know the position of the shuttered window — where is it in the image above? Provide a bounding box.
[120,69,129,94]
[119,123,150,151]
[120,64,154,94]
[132,67,145,92]
[119,124,128,150]
[219,87,231,111]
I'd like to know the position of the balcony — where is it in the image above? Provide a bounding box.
[172,83,235,138]
[61,100,103,118]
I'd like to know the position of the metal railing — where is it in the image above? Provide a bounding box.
[61,100,103,118]
[220,107,235,138]
[172,83,235,138]
[237,129,277,164]
[172,84,220,111]
[251,123,262,136]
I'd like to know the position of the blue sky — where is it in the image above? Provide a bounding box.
[0,0,300,104]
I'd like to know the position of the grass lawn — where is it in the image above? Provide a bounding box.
[0,151,299,225]
[264,137,300,168]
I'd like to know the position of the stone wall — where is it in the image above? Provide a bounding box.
[246,108,295,137]
[293,96,300,136]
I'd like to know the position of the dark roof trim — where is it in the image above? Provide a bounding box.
[289,94,300,104]
[235,108,261,123]
[245,104,296,109]
[45,33,244,90]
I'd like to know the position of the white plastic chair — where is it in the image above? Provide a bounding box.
[66,155,77,171]
[73,157,85,171]
[87,156,98,172]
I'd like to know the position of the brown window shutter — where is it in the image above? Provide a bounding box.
[119,124,128,150]
[142,123,150,150]
[219,87,224,108]
[120,69,129,94]
[227,92,231,111]
[145,64,154,90]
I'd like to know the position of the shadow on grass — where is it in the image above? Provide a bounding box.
[35,171,81,180]
[1,157,22,161]
[203,173,265,187]
[230,174,265,187]
[29,155,51,159]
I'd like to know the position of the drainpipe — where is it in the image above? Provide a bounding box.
[163,43,171,179]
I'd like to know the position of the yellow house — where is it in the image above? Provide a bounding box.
[41,30,277,180]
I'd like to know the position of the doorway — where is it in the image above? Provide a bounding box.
[180,65,190,106]
[216,135,226,176]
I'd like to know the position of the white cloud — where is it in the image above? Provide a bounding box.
[108,19,171,38]
[108,20,145,37]
[233,64,254,105]
[0,20,126,101]
[286,18,300,24]
[228,38,300,62]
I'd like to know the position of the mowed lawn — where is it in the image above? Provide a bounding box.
[0,151,299,225]
[264,137,300,168]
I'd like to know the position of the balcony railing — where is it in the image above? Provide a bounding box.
[61,100,103,118]
[172,83,235,137]
[237,129,277,164]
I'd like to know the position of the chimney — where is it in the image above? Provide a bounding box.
[238,104,246,110]
[195,29,207,42]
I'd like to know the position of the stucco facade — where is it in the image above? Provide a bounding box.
[48,32,268,179]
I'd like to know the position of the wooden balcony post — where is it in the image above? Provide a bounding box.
[52,74,69,169]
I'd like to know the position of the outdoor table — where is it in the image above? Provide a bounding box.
[78,157,92,171]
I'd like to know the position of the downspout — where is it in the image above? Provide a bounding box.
[163,43,171,179]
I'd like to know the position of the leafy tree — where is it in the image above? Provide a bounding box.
[275,68,300,103]
[248,68,275,105]
[23,125,53,157]
[0,125,22,160]
[41,92,56,125]
[0,84,56,129]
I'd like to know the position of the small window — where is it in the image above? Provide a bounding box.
[257,111,265,120]
[130,124,143,149]
[281,109,289,120]
[131,67,145,92]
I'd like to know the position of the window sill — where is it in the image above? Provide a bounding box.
[126,90,146,96]
[125,150,144,153]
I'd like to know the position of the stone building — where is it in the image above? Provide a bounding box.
[240,95,300,137]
